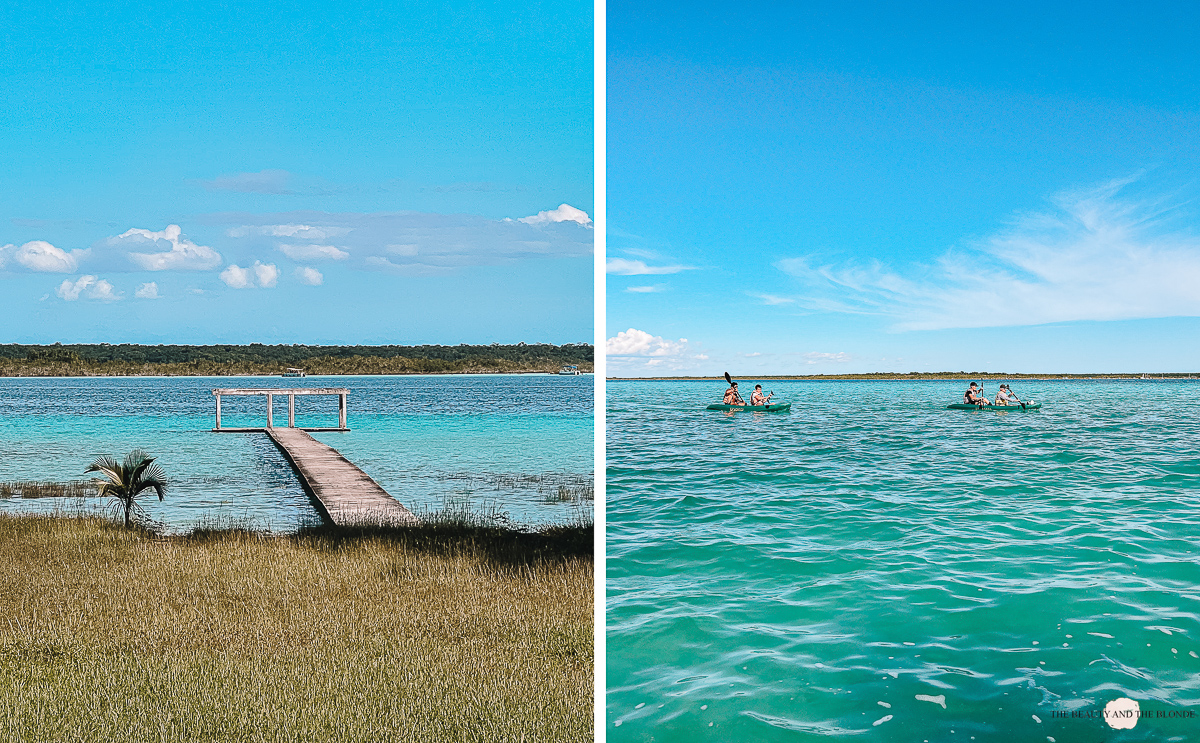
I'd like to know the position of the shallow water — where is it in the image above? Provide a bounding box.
[0,374,592,532]
[607,380,1200,741]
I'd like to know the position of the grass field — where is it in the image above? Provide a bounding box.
[0,514,593,742]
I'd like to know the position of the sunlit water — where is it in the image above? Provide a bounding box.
[0,374,592,532]
[607,380,1200,741]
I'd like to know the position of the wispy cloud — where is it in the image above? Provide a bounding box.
[200,169,294,194]
[228,224,352,240]
[277,243,350,261]
[214,209,592,275]
[135,282,159,299]
[750,292,795,305]
[778,179,1200,330]
[802,351,851,364]
[606,258,695,275]
[626,284,665,293]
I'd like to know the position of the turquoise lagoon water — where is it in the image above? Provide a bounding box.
[0,374,592,532]
[607,380,1200,742]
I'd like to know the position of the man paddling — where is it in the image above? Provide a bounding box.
[995,384,1021,405]
[723,381,745,405]
[963,382,989,405]
[750,385,773,406]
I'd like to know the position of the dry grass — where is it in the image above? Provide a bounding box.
[0,514,593,742]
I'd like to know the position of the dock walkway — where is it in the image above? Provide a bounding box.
[267,427,418,526]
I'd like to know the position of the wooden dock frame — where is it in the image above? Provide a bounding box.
[211,387,349,432]
[209,387,417,526]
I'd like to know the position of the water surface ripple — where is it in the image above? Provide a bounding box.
[607,380,1200,741]
[0,374,592,531]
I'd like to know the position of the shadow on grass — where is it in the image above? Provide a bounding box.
[179,510,594,568]
[0,502,593,568]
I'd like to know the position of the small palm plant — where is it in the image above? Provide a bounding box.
[85,450,167,528]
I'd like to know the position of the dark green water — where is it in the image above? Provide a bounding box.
[607,380,1200,742]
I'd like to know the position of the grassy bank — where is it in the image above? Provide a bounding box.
[0,514,593,742]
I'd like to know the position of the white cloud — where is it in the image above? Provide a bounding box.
[56,275,122,301]
[7,241,87,272]
[295,267,323,285]
[220,265,251,288]
[201,169,293,194]
[277,243,349,261]
[229,223,352,240]
[253,262,278,288]
[606,328,690,357]
[626,284,665,293]
[88,279,121,301]
[778,179,1200,330]
[517,203,593,228]
[751,293,795,305]
[56,276,94,300]
[802,352,852,364]
[214,210,592,272]
[135,282,159,299]
[605,328,715,376]
[115,225,222,271]
[220,261,277,289]
[606,258,695,275]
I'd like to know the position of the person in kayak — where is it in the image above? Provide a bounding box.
[963,382,989,405]
[750,385,773,406]
[995,384,1021,405]
[723,382,745,405]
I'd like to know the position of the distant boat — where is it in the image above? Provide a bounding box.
[282,368,306,378]
[557,365,581,376]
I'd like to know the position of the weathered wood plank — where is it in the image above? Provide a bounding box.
[266,428,418,526]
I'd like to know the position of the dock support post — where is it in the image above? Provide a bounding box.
[339,393,347,429]
[215,394,222,430]
[288,394,295,428]
[267,393,273,428]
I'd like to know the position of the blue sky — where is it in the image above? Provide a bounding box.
[606,2,1200,375]
[0,1,592,344]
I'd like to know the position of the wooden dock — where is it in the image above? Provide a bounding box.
[268,427,418,526]
[209,387,417,526]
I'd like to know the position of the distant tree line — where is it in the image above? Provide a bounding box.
[0,343,593,377]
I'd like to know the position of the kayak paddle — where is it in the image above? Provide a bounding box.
[723,371,745,404]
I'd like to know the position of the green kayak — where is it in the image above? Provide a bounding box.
[947,402,1041,411]
[706,403,792,412]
